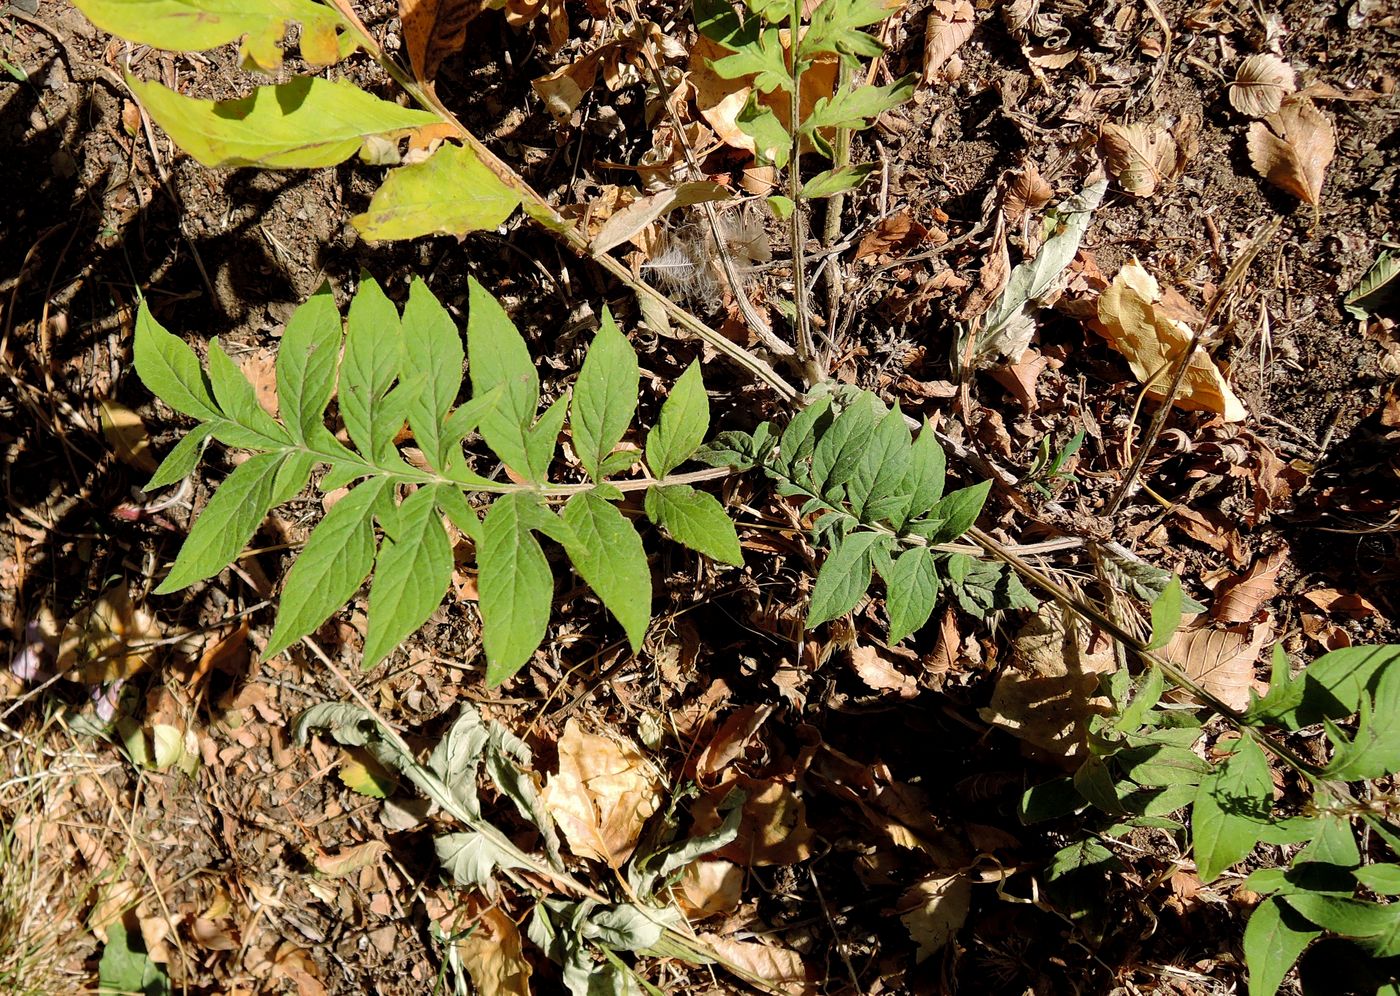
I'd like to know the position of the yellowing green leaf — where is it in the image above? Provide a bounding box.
[353,142,521,240]
[128,75,438,169]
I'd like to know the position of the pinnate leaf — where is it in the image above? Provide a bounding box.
[128,75,438,169]
[276,283,342,446]
[571,310,638,480]
[807,530,884,628]
[363,486,453,669]
[646,361,709,477]
[644,484,742,566]
[479,494,556,685]
[561,491,651,651]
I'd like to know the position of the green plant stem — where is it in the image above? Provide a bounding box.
[820,64,852,362]
[787,0,822,385]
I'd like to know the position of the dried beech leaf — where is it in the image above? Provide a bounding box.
[400,0,483,86]
[1211,549,1286,624]
[541,719,662,868]
[1228,53,1296,118]
[898,872,972,962]
[1162,617,1271,712]
[1246,99,1336,205]
[1100,122,1176,198]
[695,933,814,995]
[924,0,975,82]
[455,907,531,996]
[1091,261,1248,422]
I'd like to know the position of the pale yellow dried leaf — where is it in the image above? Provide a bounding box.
[977,604,1116,762]
[1100,122,1176,198]
[592,181,731,255]
[1092,261,1248,422]
[898,871,972,962]
[99,399,157,473]
[455,907,532,996]
[532,52,601,123]
[675,858,743,918]
[1247,99,1336,205]
[1229,53,1296,118]
[541,719,662,867]
[312,840,389,878]
[850,644,919,698]
[1163,616,1272,711]
[695,933,814,995]
[57,584,162,683]
[924,0,975,82]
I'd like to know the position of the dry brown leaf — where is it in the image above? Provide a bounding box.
[958,212,1010,322]
[1247,99,1336,205]
[1304,588,1381,618]
[898,872,972,962]
[1091,261,1247,422]
[1174,506,1251,566]
[693,776,815,866]
[455,907,531,996]
[695,933,814,995]
[978,605,1116,763]
[1003,164,1053,223]
[855,212,936,261]
[849,644,920,698]
[1163,616,1272,711]
[57,584,161,683]
[532,53,601,123]
[696,704,774,786]
[99,399,157,473]
[541,719,661,868]
[1212,549,1287,624]
[675,858,743,918]
[311,840,388,878]
[269,942,327,996]
[1229,53,1296,117]
[592,181,732,255]
[924,0,975,82]
[1100,122,1177,198]
[401,0,483,84]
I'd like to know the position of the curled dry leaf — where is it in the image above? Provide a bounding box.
[57,584,162,683]
[1304,588,1381,618]
[1091,261,1248,422]
[693,776,815,866]
[400,0,483,86]
[898,871,972,962]
[1247,99,1336,205]
[455,907,531,996]
[695,932,814,995]
[1003,163,1053,223]
[1228,53,1296,118]
[541,718,662,868]
[311,840,388,878]
[855,212,938,262]
[1163,615,1272,712]
[978,605,1116,763]
[924,0,975,83]
[1099,122,1177,198]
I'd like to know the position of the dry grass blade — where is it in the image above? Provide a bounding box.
[400,0,484,86]
[1247,99,1336,205]
[1229,53,1297,118]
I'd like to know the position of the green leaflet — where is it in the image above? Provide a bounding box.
[646,361,709,478]
[884,546,937,643]
[206,339,290,446]
[919,480,991,544]
[363,486,453,669]
[1247,645,1400,731]
[144,424,212,491]
[98,920,171,996]
[341,275,407,466]
[562,490,651,650]
[848,405,911,520]
[479,494,557,685]
[156,450,287,592]
[468,277,543,481]
[1321,661,1400,781]
[1191,735,1271,882]
[1281,895,1400,958]
[265,478,388,657]
[801,164,876,200]
[127,75,438,169]
[807,530,885,628]
[401,277,465,470]
[571,310,638,481]
[134,301,220,422]
[1244,898,1321,996]
[72,0,348,71]
[276,284,342,447]
[810,398,876,499]
[644,484,742,566]
[352,142,522,241]
[736,96,791,169]
[1146,575,1183,651]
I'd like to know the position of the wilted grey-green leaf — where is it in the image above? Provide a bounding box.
[435,831,531,888]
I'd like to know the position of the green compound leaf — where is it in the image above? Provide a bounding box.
[884,545,938,643]
[736,94,791,168]
[646,361,709,478]
[401,277,465,470]
[206,339,290,445]
[571,310,638,481]
[144,425,212,491]
[799,0,890,59]
[156,450,288,593]
[134,300,220,422]
[1191,734,1271,882]
[807,530,884,628]
[73,0,348,71]
[1244,897,1320,996]
[848,404,911,521]
[98,920,171,996]
[127,75,438,169]
[479,494,556,685]
[341,275,406,465]
[352,142,522,241]
[918,479,991,543]
[468,277,541,481]
[801,76,916,149]
[1146,575,1184,651]
[801,163,876,200]
[562,490,651,650]
[265,478,388,657]
[275,283,342,447]
[644,483,742,566]
[363,486,453,669]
